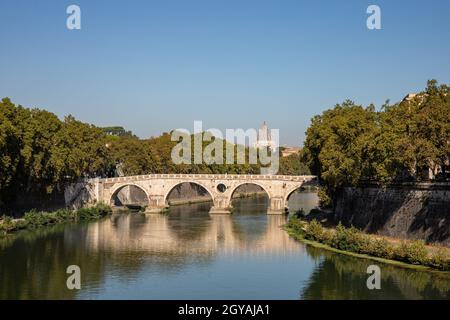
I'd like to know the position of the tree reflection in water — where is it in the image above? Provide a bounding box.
[301,246,450,300]
[1,196,449,299]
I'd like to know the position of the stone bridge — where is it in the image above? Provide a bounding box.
[67,174,317,214]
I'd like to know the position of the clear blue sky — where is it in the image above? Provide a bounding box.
[1,0,449,145]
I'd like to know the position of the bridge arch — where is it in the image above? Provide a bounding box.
[163,181,215,207]
[284,183,304,202]
[228,182,271,204]
[109,182,150,207]
[73,174,317,215]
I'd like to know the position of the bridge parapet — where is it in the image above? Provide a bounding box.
[100,174,316,183]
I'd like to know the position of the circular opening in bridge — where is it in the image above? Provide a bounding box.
[216,183,227,193]
[111,185,148,210]
[230,183,269,214]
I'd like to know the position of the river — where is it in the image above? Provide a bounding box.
[0,193,449,299]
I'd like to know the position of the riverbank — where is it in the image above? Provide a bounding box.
[168,197,212,206]
[167,191,268,206]
[333,183,450,246]
[284,216,450,271]
[0,203,112,236]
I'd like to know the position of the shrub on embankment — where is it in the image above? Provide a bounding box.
[0,204,112,236]
[285,217,450,271]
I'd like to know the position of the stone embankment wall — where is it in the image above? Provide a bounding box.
[65,180,98,210]
[334,183,450,246]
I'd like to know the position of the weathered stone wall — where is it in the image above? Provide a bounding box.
[334,183,450,246]
[167,183,211,200]
[114,185,148,206]
[167,183,264,201]
[65,179,98,210]
[3,191,66,218]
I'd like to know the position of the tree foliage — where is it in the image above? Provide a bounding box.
[302,80,450,206]
[0,98,309,213]
[278,152,310,175]
[0,98,110,210]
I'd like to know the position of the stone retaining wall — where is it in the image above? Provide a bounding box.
[334,183,450,246]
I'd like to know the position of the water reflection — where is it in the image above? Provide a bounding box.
[0,194,449,300]
[83,202,301,257]
[300,246,450,300]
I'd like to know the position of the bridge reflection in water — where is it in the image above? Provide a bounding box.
[1,197,449,299]
[83,209,302,257]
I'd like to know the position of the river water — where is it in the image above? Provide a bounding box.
[0,193,449,300]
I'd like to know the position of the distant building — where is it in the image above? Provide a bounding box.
[255,121,276,151]
[403,93,419,101]
[281,147,301,157]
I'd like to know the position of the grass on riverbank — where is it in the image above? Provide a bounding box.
[0,203,112,236]
[285,216,450,271]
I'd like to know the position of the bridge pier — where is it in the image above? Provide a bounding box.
[209,207,232,215]
[68,174,317,214]
[267,197,287,215]
[145,206,168,214]
[145,195,168,214]
[209,196,232,215]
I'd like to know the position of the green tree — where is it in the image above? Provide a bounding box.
[302,80,450,207]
